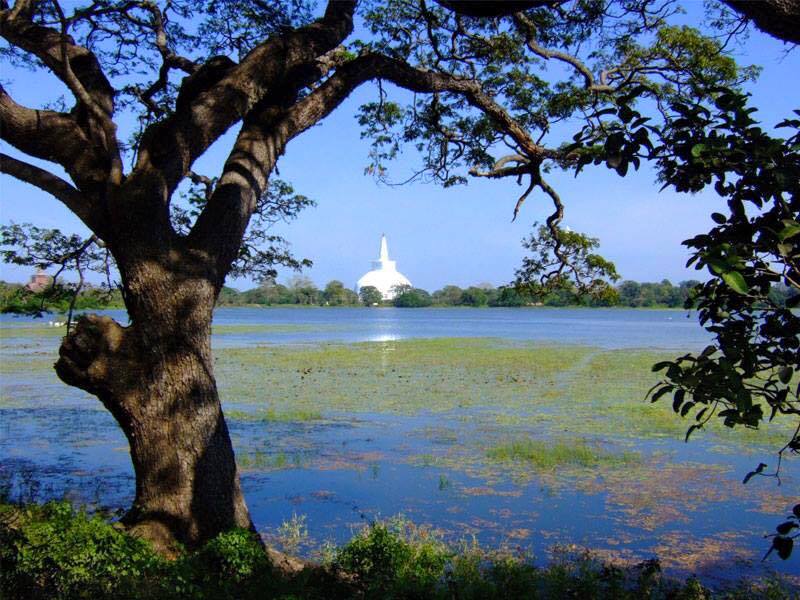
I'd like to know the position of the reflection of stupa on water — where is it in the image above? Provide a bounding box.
[356,235,412,300]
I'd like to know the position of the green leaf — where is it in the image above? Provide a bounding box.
[721,271,748,294]
[700,345,716,358]
[778,223,800,241]
[705,257,728,274]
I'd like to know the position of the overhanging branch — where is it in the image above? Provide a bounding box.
[0,5,115,114]
[0,86,110,197]
[513,12,615,93]
[0,153,103,235]
[134,0,357,198]
[189,50,565,274]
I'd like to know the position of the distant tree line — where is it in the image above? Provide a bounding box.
[0,280,124,315]
[220,278,799,309]
[4,277,797,313]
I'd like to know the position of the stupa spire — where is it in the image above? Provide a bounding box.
[379,234,389,262]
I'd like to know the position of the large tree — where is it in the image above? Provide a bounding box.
[0,0,761,552]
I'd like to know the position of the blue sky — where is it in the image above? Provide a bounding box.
[1,5,799,291]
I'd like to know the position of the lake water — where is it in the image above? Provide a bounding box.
[1,307,797,588]
[215,306,713,348]
[0,306,712,348]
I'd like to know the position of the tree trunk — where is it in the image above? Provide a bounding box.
[54,254,252,553]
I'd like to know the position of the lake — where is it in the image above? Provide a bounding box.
[1,307,797,588]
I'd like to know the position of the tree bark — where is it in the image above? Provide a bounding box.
[723,0,800,45]
[54,251,251,553]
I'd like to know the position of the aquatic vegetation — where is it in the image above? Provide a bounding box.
[211,323,317,335]
[225,408,323,423]
[486,438,640,471]
[276,512,309,554]
[2,324,798,584]
[0,325,66,339]
[237,450,305,471]
[213,338,792,450]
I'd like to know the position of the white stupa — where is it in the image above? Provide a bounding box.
[357,235,412,300]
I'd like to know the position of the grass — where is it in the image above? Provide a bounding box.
[0,324,66,338]
[2,326,792,447]
[236,450,306,471]
[225,408,322,423]
[486,438,640,471]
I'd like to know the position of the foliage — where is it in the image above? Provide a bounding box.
[392,286,433,307]
[762,503,800,562]
[174,277,762,309]
[636,91,800,556]
[286,275,322,305]
[0,225,115,322]
[359,285,384,306]
[332,518,449,597]
[322,280,359,306]
[2,499,799,598]
[646,98,800,469]
[0,501,163,599]
[184,527,272,596]
[431,284,464,306]
[515,224,620,302]
[276,513,309,554]
[459,285,490,307]
[0,284,124,315]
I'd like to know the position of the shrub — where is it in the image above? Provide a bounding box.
[332,518,449,598]
[0,501,163,599]
[2,502,796,599]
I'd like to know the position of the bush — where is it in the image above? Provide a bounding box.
[0,501,163,599]
[179,528,275,599]
[332,518,449,598]
[2,502,797,599]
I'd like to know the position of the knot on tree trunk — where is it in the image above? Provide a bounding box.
[55,314,131,401]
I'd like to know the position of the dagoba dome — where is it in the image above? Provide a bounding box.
[357,235,412,300]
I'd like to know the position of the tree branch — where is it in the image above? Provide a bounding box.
[436,1,564,18]
[0,152,102,234]
[138,1,198,115]
[513,12,615,93]
[0,5,115,114]
[0,86,110,198]
[133,0,356,199]
[189,51,562,277]
[50,0,122,184]
[723,0,800,45]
